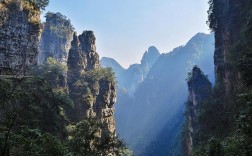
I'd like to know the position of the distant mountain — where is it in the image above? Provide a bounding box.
[101,46,160,95]
[100,57,125,72]
[109,33,214,156]
[100,57,125,87]
[141,46,161,72]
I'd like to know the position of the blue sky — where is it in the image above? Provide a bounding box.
[42,0,210,68]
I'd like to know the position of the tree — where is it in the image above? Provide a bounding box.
[0,76,71,156]
[68,119,101,156]
[29,0,49,10]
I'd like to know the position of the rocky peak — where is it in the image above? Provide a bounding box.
[78,31,96,52]
[67,32,86,80]
[67,31,116,144]
[78,31,100,70]
[38,12,74,64]
[67,31,99,75]
[184,66,212,156]
[0,0,41,75]
[187,66,212,113]
[141,46,160,68]
[140,46,160,77]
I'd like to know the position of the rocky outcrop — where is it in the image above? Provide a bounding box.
[0,0,41,75]
[184,66,212,156]
[67,31,116,136]
[38,12,74,64]
[78,31,100,70]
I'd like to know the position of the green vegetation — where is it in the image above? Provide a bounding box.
[35,57,68,92]
[44,12,74,39]
[0,0,47,30]
[68,119,129,156]
[0,76,70,156]
[0,66,127,155]
[84,67,116,82]
[30,0,49,10]
[184,1,252,155]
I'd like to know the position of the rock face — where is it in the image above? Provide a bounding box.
[67,31,116,136]
[212,0,243,97]
[67,31,100,85]
[78,31,100,70]
[184,66,212,156]
[0,0,41,75]
[38,12,74,64]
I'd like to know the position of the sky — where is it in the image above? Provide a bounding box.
[41,0,210,68]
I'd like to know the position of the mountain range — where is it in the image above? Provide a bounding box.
[101,32,215,156]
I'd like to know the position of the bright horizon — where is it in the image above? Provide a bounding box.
[41,0,210,68]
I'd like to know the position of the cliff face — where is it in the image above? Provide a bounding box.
[184,66,212,156]
[38,12,74,64]
[211,0,243,96]
[78,31,100,70]
[67,31,116,136]
[0,0,41,75]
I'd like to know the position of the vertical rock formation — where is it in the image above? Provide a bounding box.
[67,31,116,137]
[78,31,100,70]
[184,66,212,156]
[0,0,41,75]
[38,12,74,64]
[210,0,243,96]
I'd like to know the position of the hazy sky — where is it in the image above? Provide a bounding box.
[42,0,210,68]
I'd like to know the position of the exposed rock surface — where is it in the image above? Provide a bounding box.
[67,31,116,136]
[184,66,212,156]
[0,0,41,75]
[38,12,74,64]
[213,0,242,97]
